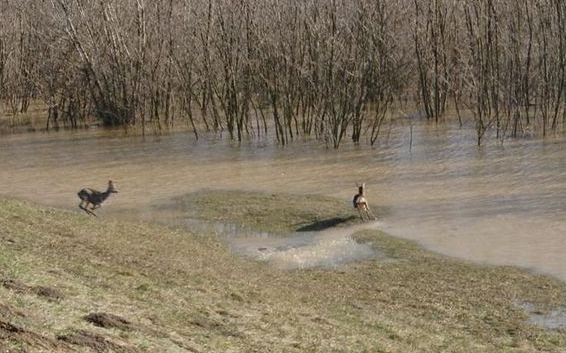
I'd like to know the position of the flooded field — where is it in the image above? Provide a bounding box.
[1,121,566,279]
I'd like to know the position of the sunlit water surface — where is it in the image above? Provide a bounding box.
[1,121,565,277]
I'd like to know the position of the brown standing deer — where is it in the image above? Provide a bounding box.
[353,183,377,221]
[78,180,118,216]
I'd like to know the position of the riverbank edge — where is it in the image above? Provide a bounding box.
[1,192,566,352]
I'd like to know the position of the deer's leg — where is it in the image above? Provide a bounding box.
[87,202,98,216]
[366,206,377,220]
[79,204,90,215]
[79,201,97,216]
[360,203,371,221]
[79,200,89,212]
[357,208,364,221]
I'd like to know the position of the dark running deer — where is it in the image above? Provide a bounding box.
[353,183,377,221]
[77,180,119,216]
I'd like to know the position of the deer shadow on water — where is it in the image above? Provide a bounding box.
[294,216,359,232]
[296,183,382,232]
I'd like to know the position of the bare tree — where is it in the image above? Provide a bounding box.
[1,0,565,144]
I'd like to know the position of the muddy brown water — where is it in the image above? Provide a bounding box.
[1,121,566,278]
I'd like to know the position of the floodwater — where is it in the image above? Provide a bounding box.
[1,121,566,279]
[178,218,384,270]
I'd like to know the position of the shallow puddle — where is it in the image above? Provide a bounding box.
[521,302,566,329]
[172,216,384,270]
[226,222,385,270]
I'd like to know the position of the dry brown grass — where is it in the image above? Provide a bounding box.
[1,192,565,352]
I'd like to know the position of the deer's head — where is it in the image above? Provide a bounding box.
[108,180,119,193]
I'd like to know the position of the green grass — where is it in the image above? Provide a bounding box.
[168,189,368,233]
[1,192,566,352]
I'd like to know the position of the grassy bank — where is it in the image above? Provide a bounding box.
[1,192,566,352]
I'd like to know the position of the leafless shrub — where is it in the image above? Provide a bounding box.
[0,0,565,145]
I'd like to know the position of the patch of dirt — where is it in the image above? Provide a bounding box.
[0,319,75,353]
[84,313,135,331]
[0,304,26,318]
[171,338,203,353]
[57,330,141,353]
[32,286,64,300]
[1,279,26,292]
[0,321,25,334]
[190,317,243,338]
[1,279,64,301]
[84,312,170,340]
